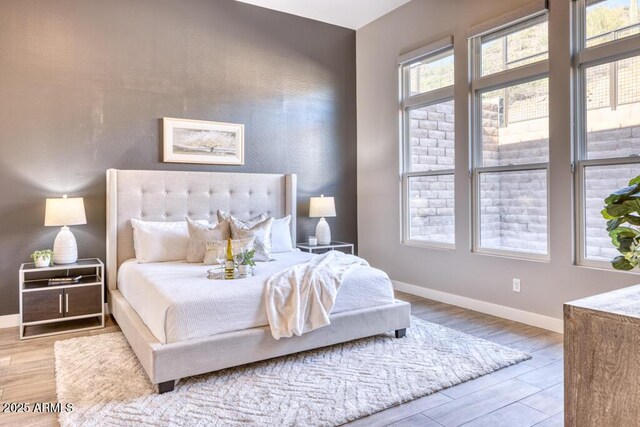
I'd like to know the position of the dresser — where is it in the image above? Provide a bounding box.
[564,285,640,426]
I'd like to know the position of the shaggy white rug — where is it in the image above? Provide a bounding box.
[54,317,529,426]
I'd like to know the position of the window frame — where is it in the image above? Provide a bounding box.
[574,0,640,268]
[469,10,551,261]
[400,39,456,249]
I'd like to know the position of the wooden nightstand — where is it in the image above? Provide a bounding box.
[296,241,355,255]
[19,258,104,340]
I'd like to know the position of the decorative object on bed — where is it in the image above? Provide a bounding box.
[229,216,274,261]
[309,194,336,245]
[31,249,53,268]
[205,244,228,279]
[224,238,235,279]
[54,319,529,426]
[241,249,256,267]
[207,268,219,280]
[238,249,256,277]
[185,217,231,263]
[162,117,244,166]
[45,195,87,264]
[130,219,201,263]
[203,237,254,266]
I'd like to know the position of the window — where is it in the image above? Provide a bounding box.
[471,11,550,258]
[585,0,640,47]
[400,39,455,247]
[576,0,640,266]
[408,51,454,96]
[480,14,549,76]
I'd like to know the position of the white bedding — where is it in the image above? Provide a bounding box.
[118,251,395,344]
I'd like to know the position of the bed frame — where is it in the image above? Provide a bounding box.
[106,169,411,393]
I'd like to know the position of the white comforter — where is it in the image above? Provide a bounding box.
[118,250,395,344]
[265,251,369,339]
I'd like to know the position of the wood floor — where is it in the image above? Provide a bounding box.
[0,291,564,427]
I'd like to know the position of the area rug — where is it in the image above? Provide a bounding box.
[54,317,529,426]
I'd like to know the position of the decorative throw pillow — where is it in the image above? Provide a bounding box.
[185,217,231,263]
[229,216,274,261]
[217,210,267,228]
[131,219,207,263]
[271,215,293,253]
[219,210,292,253]
[203,237,255,265]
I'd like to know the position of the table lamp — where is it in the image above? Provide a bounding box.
[45,195,87,264]
[309,194,336,245]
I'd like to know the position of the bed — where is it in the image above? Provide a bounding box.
[106,169,411,393]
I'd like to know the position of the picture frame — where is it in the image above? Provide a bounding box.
[162,117,244,165]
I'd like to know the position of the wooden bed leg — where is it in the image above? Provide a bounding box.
[395,328,407,338]
[158,380,175,394]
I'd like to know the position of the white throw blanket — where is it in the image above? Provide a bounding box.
[265,251,369,340]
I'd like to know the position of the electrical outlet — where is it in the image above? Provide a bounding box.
[512,278,521,293]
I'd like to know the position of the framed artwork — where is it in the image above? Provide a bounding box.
[162,117,244,165]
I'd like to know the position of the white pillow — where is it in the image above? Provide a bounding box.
[271,215,293,253]
[130,219,205,263]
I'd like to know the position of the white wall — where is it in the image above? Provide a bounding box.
[356,0,640,321]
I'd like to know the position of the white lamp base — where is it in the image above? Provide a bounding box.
[53,226,78,264]
[315,217,331,245]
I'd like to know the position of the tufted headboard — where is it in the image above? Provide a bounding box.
[105,169,297,290]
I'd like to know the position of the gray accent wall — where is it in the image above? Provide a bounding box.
[356,0,639,322]
[0,0,356,316]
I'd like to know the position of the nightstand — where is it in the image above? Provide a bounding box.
[297,241,355,255]
[19,258,104,340]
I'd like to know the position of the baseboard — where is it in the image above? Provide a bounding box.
[393,280,564,334]
[0,314,19,329]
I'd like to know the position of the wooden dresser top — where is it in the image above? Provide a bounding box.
[566,284,640,321]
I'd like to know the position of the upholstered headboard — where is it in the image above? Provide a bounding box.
[105,169,297,290]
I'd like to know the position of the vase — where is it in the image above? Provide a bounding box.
[238,265,249,276]
[35,256,51,268]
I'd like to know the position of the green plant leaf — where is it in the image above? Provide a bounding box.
[606,218,624,232]
[604,184,640,204]
[602,207,616,220]
[629,175,640,186]
[625,215,640,226]
[618,237,635,253]
[607,215,640,231]
[609,227,639,251]
[612,255,636,270]
[606,199,640,218]
[611,226,640,238]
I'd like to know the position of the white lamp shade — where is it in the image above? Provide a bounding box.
[45,196,87,226]
[309,195,336,218]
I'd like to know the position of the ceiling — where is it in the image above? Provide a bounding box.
[235,0,411,30]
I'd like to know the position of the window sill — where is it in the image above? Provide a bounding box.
[401,240,456,252]
[472,248,550,263]
[575,260,640,275]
